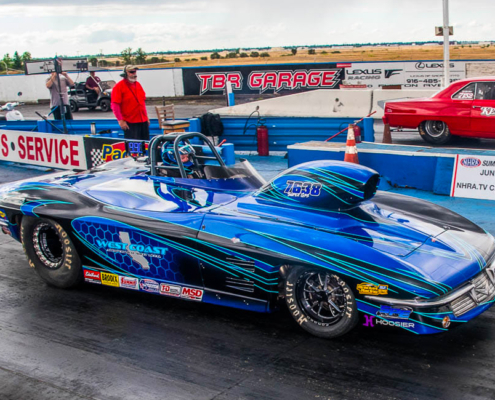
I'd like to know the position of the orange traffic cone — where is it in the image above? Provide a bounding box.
[344,124,359,164]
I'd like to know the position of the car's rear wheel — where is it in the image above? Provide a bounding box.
[69,100,78,113]
[21,217,82,288]
[419,120,451,144]
[100,99,111,112]
[284,266,358,338]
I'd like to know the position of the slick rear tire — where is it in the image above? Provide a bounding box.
[21,217,82,288]
[419,120,451,145]
[285,266,358,339]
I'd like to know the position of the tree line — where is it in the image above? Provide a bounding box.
[1,51,32,72]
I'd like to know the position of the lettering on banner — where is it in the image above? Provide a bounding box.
[452,155,495,200]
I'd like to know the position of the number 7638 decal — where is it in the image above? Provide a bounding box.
[284,181,322,197]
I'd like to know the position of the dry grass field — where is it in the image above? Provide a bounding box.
[141,44,495,69]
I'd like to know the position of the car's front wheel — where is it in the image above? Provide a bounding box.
[419,120,451,144]
[20,217,83,288]
[100,99,111,112]
[69,100,78,113]
[284,266,358,338]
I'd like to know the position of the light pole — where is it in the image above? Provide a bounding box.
[443,0,450,87]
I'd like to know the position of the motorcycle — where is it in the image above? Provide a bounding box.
[0,102,25,121]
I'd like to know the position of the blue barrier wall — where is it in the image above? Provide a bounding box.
[220,117,374,152]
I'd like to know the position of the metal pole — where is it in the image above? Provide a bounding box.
[443,0,450,87]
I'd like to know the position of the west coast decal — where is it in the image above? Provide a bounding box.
[357,282,388,295]
[376,305,412,320]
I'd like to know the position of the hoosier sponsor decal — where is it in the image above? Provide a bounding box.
[83,269,101,284]
[119,276,139,290]
[101,272,119,287]
[140,278,160,293]
[180,287,204,301]
[160,283,181,297]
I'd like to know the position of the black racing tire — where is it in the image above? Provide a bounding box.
[100,99,111,112]
[69,100,78,113]
[20,216,83,288]
[284,266,358,339]
[419,120,451,145]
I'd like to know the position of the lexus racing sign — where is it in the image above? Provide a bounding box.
[0,130,87,170]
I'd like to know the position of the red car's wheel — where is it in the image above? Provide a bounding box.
[419,121,451,145]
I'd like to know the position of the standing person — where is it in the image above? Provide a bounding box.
[111,65,150,140]
[46,70,75,120]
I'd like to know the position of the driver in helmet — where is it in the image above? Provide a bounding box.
[160,143,199,178]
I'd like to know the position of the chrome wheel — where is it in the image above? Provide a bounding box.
[32,222,63,269]
[297,272,347,325]
[424,120,447,139]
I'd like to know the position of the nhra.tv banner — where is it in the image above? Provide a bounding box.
[183,63,343,95]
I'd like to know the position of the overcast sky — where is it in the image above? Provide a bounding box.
[1,0,495,58]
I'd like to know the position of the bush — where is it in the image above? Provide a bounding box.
[240,52,248,58]
[200,56,208,60]
[291,48,297,55]
[331,51,341,54]
[250,51,259,57]
[260,52,270,57]
[227,52,237,58]
[185,59,190,62]
[150,57,160,63]
[321,51,328,54]
[210,52,221,59]
[308,49,316,55]
[174,57,181,62]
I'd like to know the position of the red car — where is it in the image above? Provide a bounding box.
[383,77,495,144]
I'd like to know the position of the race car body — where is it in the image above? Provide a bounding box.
[1,132,494,339]
[383,77,495,144]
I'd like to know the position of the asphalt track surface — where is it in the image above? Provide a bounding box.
[2,104,495,399]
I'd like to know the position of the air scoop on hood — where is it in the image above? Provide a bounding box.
[252,160,380,212]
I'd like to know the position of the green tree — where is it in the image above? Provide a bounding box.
[12,51,22,69]
[174,57,181,62]
[121,47,133,65]
[2,53,12,68]
[250,51,259,57]
[135,48,147,64]
[200,56,208,60]
[150,57,160,64]
[89,57,98,67]
[227,52,237,58]
[21,51,32,68]
[291,48,297,55]
[240,52,248,58]
[260,52,270,57]
[100,60,108,67]
[210,52,221,59]
[308,49,316,55]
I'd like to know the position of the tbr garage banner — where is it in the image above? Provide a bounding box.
[451,154,495,200]
[183,63,343,95]
[0,130,87,170]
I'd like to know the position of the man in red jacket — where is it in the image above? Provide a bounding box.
[111,65,150,140]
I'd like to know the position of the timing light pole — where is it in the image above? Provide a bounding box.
[443,0,450,87]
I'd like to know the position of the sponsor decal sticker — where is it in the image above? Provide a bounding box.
[460,157,482,168]
[0,210,6,219]
[376,305,412,320]
[180,287,204,301]
[83,269,101,284]
[284,181,322,197]
[160,283,182,297]
[101,272,119,287]
[356,282,388,295]
[140,278,160,293]
[481,107,495,117]
[119,276,139,290]
[363,315,415,329]
[101,141,126,162]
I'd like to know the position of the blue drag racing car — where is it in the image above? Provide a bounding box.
[0,132,494,339]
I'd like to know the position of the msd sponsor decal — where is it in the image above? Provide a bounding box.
[83,269,101,284]
[181,287,204,301]
[101,272,119,287]
[140,278,160,293]
[460,157,482,168]
[160,283,181,297]
[196,72,242,95]
[0,131,86,170]
[248,69,340,93]
[119,276,139,290]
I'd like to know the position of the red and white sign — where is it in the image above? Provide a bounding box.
[84,269,101,284]
[196,72,242,95]
[181,287,204,301]
[451,155,495,200]
[248,70,339,93]
[120,276,139,290]
[160,283,181,297]
[0,130,87,170]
